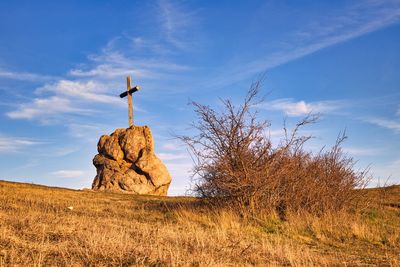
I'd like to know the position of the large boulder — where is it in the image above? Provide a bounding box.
[92,125,171,196]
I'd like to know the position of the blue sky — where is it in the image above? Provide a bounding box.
[0,0,399,195]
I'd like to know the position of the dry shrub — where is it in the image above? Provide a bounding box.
[179,80,369,216]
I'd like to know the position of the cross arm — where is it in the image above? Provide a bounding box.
[119,86,141,98]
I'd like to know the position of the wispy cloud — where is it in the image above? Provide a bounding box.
[158,136,193,195]
[364,117,400,133]
[209,1,400,87]
[50,170,86,178]
[159,152,187,161]
[370,158,400,185]
[343,146,382,156]
[67,123,104,138]
[6,54,157,122]
[165,161,193,195]
[262,98,345,116]
[0,136,43,153]
[162,141,184,151]
[37,80,125,106]
[69,48,190,80]
[0,68,57,82]
[5,44,176,122]
[53,146,81,157]
[66,123,120,142]
[158,0,199,49]
[6,96,94,120]
[4,0,199,123]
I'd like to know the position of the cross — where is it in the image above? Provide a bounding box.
[119,75,140,127]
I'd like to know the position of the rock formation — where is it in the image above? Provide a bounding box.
[92,126,171,196]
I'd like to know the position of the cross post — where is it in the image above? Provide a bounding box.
[119,75,140,127]
[127,76,133,126]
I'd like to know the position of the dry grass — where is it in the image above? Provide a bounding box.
[0,180,399,266]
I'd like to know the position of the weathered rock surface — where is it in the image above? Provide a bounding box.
[92,126,171,196]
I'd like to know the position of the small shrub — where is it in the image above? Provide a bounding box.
[179,80,369,216]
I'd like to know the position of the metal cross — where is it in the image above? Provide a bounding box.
[119,75,140,127]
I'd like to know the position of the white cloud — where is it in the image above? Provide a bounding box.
[6,46,184,121]
[5,1,198,123]
[0,136,43,153]
[69,48,190,80]
[69,65,145,79]
[262,98,344,116]
[6,76,147,122]
[53,147,80,157]
[50,170,86,178]
[162,141,185,151]
[5,3,196,123]
[208,1,400,87]
[343,147,381,156]
[0,68,56,82]
[68,50,151,79]
[267,129,285,137]
[370,158,400,186]
[67,123,106,139]
[132,37,145,46]
[165,161,193,195]
[158,0,198,49]
[66,123,125,143]
[158,152,188,161]
[365,117,400,133]
[37,80,125,106]
[6,96,93,119]
[279,1,400,64]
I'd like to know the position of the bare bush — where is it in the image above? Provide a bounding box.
[179,81,369,216]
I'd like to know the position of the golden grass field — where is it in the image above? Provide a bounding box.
[0,180,399,266]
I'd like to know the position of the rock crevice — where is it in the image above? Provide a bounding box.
[92,125,171,196]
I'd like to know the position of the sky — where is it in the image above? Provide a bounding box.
[0,0,399,195]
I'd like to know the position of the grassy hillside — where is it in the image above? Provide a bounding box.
[0,180,399,266]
